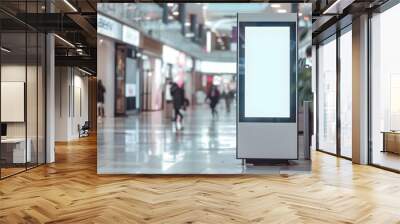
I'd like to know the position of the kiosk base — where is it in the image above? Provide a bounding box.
[245,159,291,166]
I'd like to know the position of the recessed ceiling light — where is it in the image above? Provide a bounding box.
[167,3,174,7]
[1,47,11,53]
[277,9,287,13]
[54,34,75,48]
[168,15,173,20]
[271,4,281,8]
[185,22,190,26]
[172,11,179,16]
[78,67,92,76]
[63,0,78,12]
[185,33,195,38]
[298,12,303,16]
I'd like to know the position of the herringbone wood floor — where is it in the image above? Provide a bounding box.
[1,135,400,224]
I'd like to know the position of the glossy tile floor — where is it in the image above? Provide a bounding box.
[98,104,310,174]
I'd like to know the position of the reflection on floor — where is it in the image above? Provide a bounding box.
[98,104,310,174]
[373,150,400,171]
[0,167,25,178]
[1,135,400,223]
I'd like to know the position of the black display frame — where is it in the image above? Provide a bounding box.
[238,21,297,123]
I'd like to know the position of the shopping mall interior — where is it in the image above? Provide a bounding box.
[1,0,400,223]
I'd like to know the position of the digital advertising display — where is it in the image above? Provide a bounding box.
[238,21,296,123]
[237,13,298,160]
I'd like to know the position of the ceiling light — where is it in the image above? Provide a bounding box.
[63,0,78,12]
[1,47,11,53]
[168,15,173,20]
[323,0,343,14]
[54,34,75,48]
[206,31,211,53]
[203,5,208,10]
[298,12,303,16]
[172,11,179,16]
[167,3,174,7]
[271,4,281,8]
[145,16,151,20]
[185,22,190,26]
[185,33,195,38]
[277,9,287,13]
[78,67,92,76]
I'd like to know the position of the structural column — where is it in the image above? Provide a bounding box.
[352,14,369,164]
[46,33,55,163]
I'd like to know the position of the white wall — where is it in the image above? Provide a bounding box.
[97,36,115,117]
[1,65,35,137]
[55,67,89,141]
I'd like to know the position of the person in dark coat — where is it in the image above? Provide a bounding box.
[97,80,106,118]
[207,85,220,117]
[170,82,185,126]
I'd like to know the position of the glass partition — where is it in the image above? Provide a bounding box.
[0,2,46,179]
[317,36,337,154]
[1,31,28,177]
[27,31,38,169]
[339,28,352,158]
[370,3,400,171]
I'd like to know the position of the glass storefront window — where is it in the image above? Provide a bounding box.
[339,29,352,158]
[371,3,400,171]
[318,37,337,154]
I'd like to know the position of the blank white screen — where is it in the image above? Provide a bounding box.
[244,26,290,118]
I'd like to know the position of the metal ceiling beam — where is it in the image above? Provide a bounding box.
[67,13,97,38]
[55,55,96,71]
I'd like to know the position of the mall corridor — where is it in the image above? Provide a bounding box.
[98,104,241,174]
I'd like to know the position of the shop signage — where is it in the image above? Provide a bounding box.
[122,25,140,47]
[97,14,122,40]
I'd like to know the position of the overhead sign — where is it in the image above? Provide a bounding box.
[199,61,236,74]
[97,14,122,40]
[122,25,140,47]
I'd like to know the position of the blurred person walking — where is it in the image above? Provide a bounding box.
[170,82,185,130]
[97,80,106,118]
[207,85,220,117]
[165,79,174,120]
[223,89,234,113]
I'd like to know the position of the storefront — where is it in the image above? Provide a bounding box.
[97,14,141,116]
[315,25,353,159]
[162,45,194,107]
[370,3,400,171]
[141,36,163,111]
[314,0,400,172]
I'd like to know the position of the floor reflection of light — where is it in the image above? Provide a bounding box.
[161,151,185,171]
